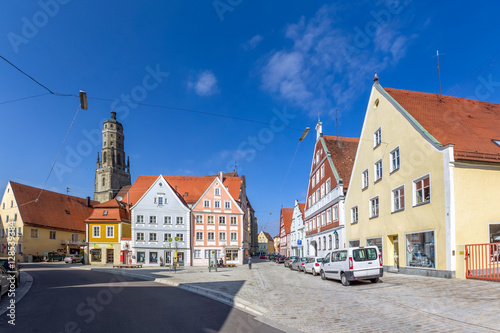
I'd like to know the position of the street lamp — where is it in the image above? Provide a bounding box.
[299,127,310,141]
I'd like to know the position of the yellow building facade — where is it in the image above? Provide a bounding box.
[346,81,500,278]
[86,199,131,265]
[257,231,274,254]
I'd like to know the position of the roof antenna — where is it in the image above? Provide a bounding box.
[335,109,340,141]
[66,187,70,197]
[234,161,237,173]
[436,50,442,95]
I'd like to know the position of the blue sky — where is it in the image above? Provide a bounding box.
[1,1,500,237]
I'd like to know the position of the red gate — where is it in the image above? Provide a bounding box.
[465,243,500,281]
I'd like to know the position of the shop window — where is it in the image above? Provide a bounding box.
[367,237,383,263]
[406,230,435,268]
[489,224,500,243]
[349,240,360,247]
[149,252,158,264]
[137,252,145,263]
[91,249,102,262]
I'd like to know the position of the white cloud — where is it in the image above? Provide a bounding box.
[189,70,219,96]
[260,4,416,116]
[242,34,263,50]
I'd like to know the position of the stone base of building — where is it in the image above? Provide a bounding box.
[384,266,456,279]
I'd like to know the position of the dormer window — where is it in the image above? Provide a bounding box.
[103,211,108,216]
[493,139,500,148]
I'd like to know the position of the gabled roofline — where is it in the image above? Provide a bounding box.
[375,82,446,149]
[192,176,245,215]
[130,175,189,211]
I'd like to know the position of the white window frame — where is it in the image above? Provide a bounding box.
[176,216,184,225]
[207,215,215,224]
[219,232,226,241]
[196,231,203,241]
[333,204,339,221]
[390,147,400,173]
[374,127,382,148]
[362,169,369,189]
[164,233,172,241]
[230,216,237,225]
[214,187,220,196]
[219,216,226,225]
[374,159,383,182]
[196,215,203,224]
[194,250,202,258]
[326,178,331,193]
[31,228,39,238]
[207,232,215,241]
[49,230,57,240]
[176,233,184,242]
[136,232,144,241]
[392,185,405,212]
[164,216,172,225]
[137,215,144,223]
[106,226,114,238]
[224,201,231,209]
[326,208,332,224]
[149,215,157,224]
[413,174,431,206]
[149,232,157,242]
[230,232,237,241]
[214,200,221,209]
[370,196,380,218]
[321,164,325,178]
[204,200,210,208]
[93,226,100,238]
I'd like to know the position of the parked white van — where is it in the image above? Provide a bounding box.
[320,246,383,286]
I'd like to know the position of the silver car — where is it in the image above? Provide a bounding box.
[304,256,323,276]
[64,254,83,264]
[0,266,10,301]
[290,257,308,271]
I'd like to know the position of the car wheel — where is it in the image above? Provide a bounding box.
[341,273,350,286]
[370,278,379,283]
[320,270,326,280]
[312,269,317,276]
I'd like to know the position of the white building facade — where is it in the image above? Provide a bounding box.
[290,200,306,257]
[130,176,191,266]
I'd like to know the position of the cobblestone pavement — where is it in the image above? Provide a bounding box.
[80,259,500,333]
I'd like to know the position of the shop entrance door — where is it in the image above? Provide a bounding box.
[107,249,114,263]
[392,236,399,271]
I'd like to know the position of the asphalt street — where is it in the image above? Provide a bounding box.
[0,263,282,333]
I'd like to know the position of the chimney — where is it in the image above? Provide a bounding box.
[86,196,90,207]
[219,171,223,181]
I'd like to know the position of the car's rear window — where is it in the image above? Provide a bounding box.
[316,258,323,262]
[353,248,378,261]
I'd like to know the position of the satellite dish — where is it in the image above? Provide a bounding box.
[116,196,123,201]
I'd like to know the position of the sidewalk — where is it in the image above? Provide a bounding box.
[78,260,500,333]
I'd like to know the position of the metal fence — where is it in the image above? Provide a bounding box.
[465,243,500,281]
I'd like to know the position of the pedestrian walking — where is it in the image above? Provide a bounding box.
[248,256,252,269]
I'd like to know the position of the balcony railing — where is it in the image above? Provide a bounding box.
[304,185,343,219]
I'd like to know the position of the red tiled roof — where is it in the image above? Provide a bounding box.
[262,231,273,241]
[126,175,242,206]
[10,182,97,232]
[384,87,500,163]
[85,199,130,223]
[323,136,359,189]
[298,203,305,215]
[281,208,294,234]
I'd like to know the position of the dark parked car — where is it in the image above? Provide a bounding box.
[268,254,275,261]
[276,255,285,263]
[0,258,20,287]
[44,252,65,262]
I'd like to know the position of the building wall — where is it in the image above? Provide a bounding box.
[346,87,450,277]
[453,163,500,278]
[131,177,191,266]
[192,177,244,266]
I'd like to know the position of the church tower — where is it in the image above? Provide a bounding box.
[94,111,131,203]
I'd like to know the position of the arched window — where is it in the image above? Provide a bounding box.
[318,238,321,252]
[328,235,332,250]
[102,177,105,186]
[335,233,339,249]
[323,236,327,250]
[103,152,107,163]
